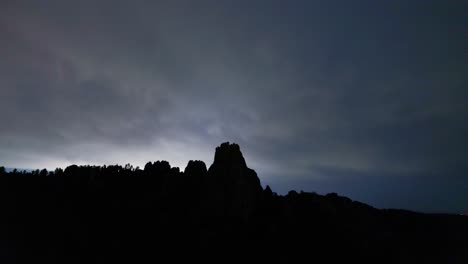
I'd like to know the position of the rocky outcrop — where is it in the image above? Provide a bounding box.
[204,142,263,222]
[184,160,207,178]
[143,160,172,175]
[183,160,207,200]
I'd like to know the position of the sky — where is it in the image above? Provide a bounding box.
[0,0,466,213]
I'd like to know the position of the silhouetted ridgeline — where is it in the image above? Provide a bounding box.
[1,142,467,263]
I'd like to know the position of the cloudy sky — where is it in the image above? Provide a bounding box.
[1,0,466,213]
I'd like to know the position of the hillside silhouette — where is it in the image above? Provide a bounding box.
[1,142,467,263]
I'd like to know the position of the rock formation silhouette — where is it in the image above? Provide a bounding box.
[203,142,262,222]
[0,142,467,263]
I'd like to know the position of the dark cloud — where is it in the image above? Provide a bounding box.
[0,0,466,213]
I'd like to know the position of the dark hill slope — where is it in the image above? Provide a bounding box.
[1,143,467,263]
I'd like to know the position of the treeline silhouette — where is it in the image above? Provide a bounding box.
[1,142,467,263]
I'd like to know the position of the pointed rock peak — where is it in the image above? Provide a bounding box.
[264,185,273,196]
[213,142,247,168]
[184,160,207,175]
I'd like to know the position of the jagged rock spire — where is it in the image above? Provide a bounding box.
[204,142,263,222]
[211,142,247,169]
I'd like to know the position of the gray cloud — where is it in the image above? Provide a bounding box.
[0,0,466,213]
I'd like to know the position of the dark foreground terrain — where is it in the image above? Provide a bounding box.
[1,143,467,263]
